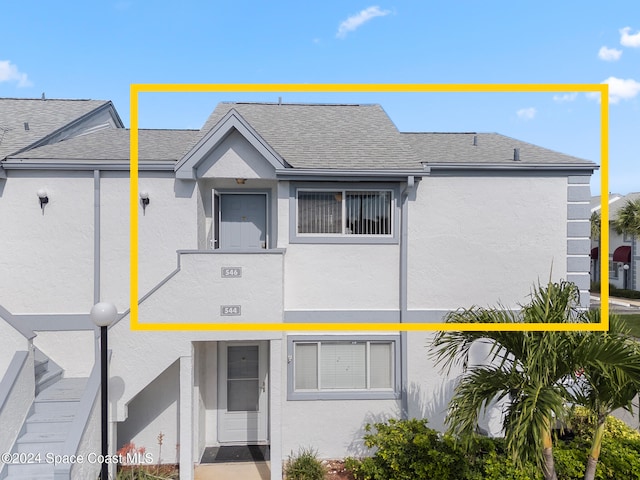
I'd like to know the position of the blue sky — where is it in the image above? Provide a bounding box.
[2,1,639,195]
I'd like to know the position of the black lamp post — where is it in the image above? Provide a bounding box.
[90,302,117,480]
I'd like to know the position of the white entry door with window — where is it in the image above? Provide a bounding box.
[218,341,269,443]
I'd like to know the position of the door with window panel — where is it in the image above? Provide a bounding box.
[218,342,268,443]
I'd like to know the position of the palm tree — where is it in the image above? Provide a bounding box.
[431,281,581,480]
[612,198,640,290]
[613,198,640,237]
[431,281,640,480]
[569,311,640,480]
[590,210,601,240]
[590,211,601,284]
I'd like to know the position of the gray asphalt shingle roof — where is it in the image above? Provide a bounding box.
[9,129,200,161]
[5,100,596,170]
[201,102,422,169]
[403,132,592,165]
[0,98,110,158]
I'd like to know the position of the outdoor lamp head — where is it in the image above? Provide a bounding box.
[90,302,118,327]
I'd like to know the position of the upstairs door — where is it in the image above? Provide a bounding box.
[218,194,267,250]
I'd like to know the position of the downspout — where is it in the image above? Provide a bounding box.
[94,170,101,364]
[94,169,101,305]
[399,176,415,419]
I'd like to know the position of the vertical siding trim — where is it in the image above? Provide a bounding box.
[566,179,591,307]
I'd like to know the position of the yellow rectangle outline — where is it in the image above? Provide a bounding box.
[129,83,608,332]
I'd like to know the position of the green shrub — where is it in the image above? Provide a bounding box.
[284,447,327,480]
[345,418,475,480]
[345,417,640,480]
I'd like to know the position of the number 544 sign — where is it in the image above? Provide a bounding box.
[221,305,241,316]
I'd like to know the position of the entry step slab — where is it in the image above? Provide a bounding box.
[7,461,55,477]
[15,431,66,454]
[26,416,74,434]
[36,377,87,402]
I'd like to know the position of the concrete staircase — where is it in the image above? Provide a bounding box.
[2,351,88,480]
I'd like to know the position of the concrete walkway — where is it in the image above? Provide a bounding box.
[590,294,640,312]
[194,461,271,480]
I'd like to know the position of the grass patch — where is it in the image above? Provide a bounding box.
[619,314,640,337]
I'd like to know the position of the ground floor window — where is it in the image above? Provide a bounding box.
[287,335,400,400]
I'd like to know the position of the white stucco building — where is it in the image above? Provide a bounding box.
[0,98,596,479]
[590,192,639,291]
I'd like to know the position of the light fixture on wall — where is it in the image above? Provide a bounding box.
[235,178,246,185]
[140,191,150,215]
[37,189,49,211]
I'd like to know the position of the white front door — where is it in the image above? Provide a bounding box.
[218,341,269,443]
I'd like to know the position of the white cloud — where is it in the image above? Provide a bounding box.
[336,6,391,39]
[553,93,578,103]
[0,60,32,87]
[620,27,640,47]
[597,77,640,104]
[516,107,536,120]
[598,46,622,61]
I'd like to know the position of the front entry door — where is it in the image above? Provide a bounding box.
[219,194,267,250]
[218,341,269,443]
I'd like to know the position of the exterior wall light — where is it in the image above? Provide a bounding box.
[140,191,150,214]
[37,189,49,210]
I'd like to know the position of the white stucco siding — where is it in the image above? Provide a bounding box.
[405,332,452,432]
[100,173,197,309]
[33,330,94,377]
[117,360,180,464]
[137,252,283,325]
[408,176,568,310]
[198,130,276,180]
[277,181,290,249]
[0,171,94,313]
[281,399,399,459]
[284,245,399,310]
[0,318,30,373]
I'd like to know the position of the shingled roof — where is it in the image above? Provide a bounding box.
[403,132,592,165]
[0,98,116,158]
[200,102,422,169]
[9,129,200,162]
[4,100,596,171]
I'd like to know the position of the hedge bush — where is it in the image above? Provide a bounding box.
[345,415,640,480]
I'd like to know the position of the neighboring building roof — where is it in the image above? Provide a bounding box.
[200,102,421,169]
[9,129,200,162]
[609,192,640,217]
[591,194,623,211]
[403,132,593,165]
[0,98,118,158]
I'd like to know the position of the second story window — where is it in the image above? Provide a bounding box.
[297,189,392,236]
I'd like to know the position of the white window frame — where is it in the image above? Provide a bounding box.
[287,335,401,401]
[609,260,619,279]
[289,184,400,244]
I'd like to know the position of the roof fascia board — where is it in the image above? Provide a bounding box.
[426,162,598,172]
[276,168,424,181]
[14,101,124,156]
[2,160,174,171]
[175,109,289,179]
